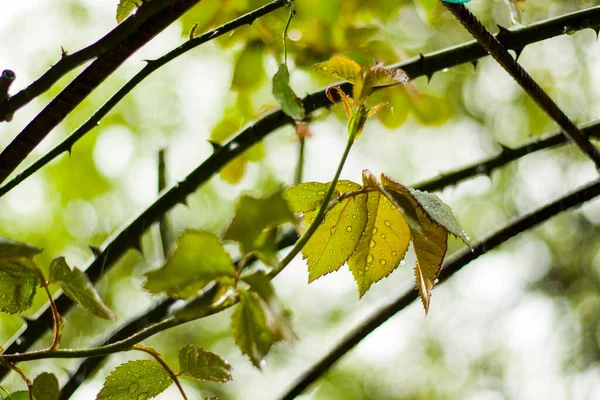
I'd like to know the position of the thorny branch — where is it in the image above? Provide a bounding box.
[2,1,600,385]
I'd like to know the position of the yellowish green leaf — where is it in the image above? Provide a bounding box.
[347,188,411,297]
[302,181,368,282]
[145,231,235,298]
[313,54,363,84]
[285,182,334,214]
[220,155,247,184]
[116,0,141,23]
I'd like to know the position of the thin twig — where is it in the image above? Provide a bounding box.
[0,358,33,399]
[442,2,600,168]
[133,346,188,400]
[3,4,600,377]
[158,149,170,256]
[277,176,600,400]
[294,135,305,184]
[283,3,295,65]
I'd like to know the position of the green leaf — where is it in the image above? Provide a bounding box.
[145,231,235,298]
[5,391,29,400]
[96,360,172,400]
[284,182,334,214]
[178,344,232,383]
[32,372,59,400]
[301,181,368,282]
[0,260,38,314]
[272,64,305,121]
[232,41,265,91]
[231,289,283,368]
[0,237,42,260]
[242,271,294,342]
[220,155,247,184]
[313,54,363,84]
[347,173,411,297]
[49,257,116,321]
[224,191,296,266]
[116,0,141,23]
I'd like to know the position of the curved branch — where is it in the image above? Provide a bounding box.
[0,0,291,198]
[2,3,600,380]
[277,176,600,400]
[0,0,206,183]
[55,117,600,397]
[442,2,600,167]
[2,4,600,197]
[0,0,185,123]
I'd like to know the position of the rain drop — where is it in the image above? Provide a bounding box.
[369,240,375,248]
[380,234,386,239]
[129,383,140,393]
[366,254,374,263]
[372,227,378,234]
[306,194,313,199]
[346,226,352,232]
[379,259,387,265]
[302,185,309,190]
[137,394,149,400]
[391,251,397,256]
[330,227,336,234]
[317,191,326,196]
[384,220,391,227]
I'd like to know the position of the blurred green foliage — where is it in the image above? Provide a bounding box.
[0,0,600,398]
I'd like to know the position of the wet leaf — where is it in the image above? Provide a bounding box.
[178,344,232,383]
[298,181,368,282]
[0,259,38,314]
[347,173,411,297]
[145,231,235,299]
[96,360,172,400]
[272,64,305,121]
[49,257,116,320]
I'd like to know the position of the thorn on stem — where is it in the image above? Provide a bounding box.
[207,140,222,153]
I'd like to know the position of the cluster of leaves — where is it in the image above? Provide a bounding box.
[285,170,468,310]
[0,238,114,320]
[97,344,231,400]
[144,191,297,367]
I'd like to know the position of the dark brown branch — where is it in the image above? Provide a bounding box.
[3,3,600,380]
[442,2,600,168]
[278,176,600,400]
[2,4,598,197]
[0,0,291,198]
[0,0,205,184]
[0,0,183,123]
